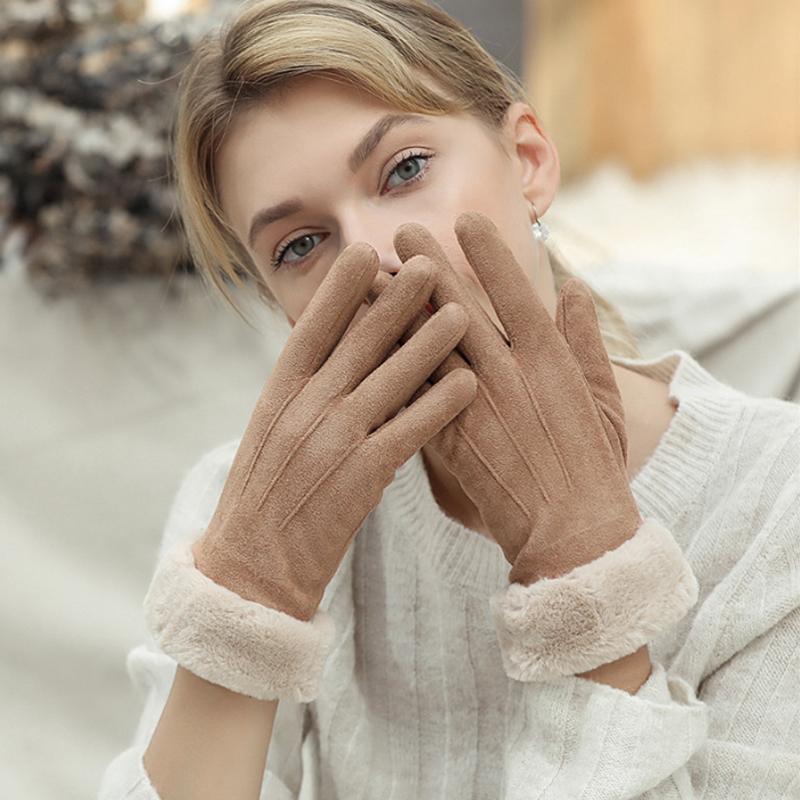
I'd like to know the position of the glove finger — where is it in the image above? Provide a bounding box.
[554,277,628,463]
[352,302,470,431]
[364,368,477,470]
[322,255,436,393]
[392,220,505,374]
[367,269,471,379]
[365,270,394,305]
[453,210,549,361]
[278,241,379,381]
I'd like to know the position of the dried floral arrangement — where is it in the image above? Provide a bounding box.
[0,0,235,298]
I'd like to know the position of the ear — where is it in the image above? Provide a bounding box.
[499,101,561,216]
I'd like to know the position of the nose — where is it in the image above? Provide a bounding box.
[339,243,423,342]
[338,213,438,338]
[367,247,402,277]
[339,210,405,274]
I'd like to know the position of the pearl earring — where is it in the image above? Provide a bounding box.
[528,200,550,242]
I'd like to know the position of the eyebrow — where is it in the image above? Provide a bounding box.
[246,112,433,250]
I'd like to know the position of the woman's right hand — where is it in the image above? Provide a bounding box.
[191,241,477,622]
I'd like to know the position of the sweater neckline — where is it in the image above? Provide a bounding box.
[382,348,742,596]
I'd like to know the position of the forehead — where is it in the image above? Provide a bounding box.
[213,76,492,241]
[216,75,450,183]
[218,75,407,168]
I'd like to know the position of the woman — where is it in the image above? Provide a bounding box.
[99,1,800,798]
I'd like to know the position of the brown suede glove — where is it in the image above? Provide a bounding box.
[367,211,698,681]
[143,241,477,699]
[192,243,477,619]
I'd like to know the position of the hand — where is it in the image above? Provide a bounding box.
[192,242,477,621]
[367,211,642,587]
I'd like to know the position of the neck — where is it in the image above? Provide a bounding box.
[421,363,678,537]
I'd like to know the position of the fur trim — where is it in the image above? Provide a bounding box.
[489,518,698,682]
[143,536,335,701]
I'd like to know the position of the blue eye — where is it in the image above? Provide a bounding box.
[272,233,323,269]
[270,151,434,270]
[383,151,432,192]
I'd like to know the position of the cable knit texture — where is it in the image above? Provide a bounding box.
[98,347,800,800]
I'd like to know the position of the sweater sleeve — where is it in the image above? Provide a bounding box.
[501,656,708,798]
[500,460,800,798]
[97,440,310,800]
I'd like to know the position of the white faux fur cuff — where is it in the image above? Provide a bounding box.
[143,536,336,702]
[489,517,698,682]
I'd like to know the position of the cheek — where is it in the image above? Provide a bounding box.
[274,279,320,329]
[280,260,373,330]
[280,296,307,330]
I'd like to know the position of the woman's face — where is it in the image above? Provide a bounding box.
[215,74,561,334]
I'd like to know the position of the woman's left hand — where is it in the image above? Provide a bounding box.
[368,210,644,588]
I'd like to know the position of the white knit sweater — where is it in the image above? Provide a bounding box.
[98,347,800,799]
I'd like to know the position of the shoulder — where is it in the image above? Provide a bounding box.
[724,393,800,490]
[665,347,800,500]
[689,394,800,670]
[699,389,800,564]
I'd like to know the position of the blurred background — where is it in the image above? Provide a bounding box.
[1,0,798,797]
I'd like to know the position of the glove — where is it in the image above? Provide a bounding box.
[143,242,477,700]
[367,211,698,681]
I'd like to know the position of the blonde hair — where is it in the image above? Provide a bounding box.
[170,0,642,359]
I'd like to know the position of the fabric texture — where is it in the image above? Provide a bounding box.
[189,244,474,625]
[143,535,336,702]
[367,213,702,680]
[98,346,800,800]
[367,215,652,590]
[489,517,699,681]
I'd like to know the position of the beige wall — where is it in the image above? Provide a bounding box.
[524,0,800,181]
